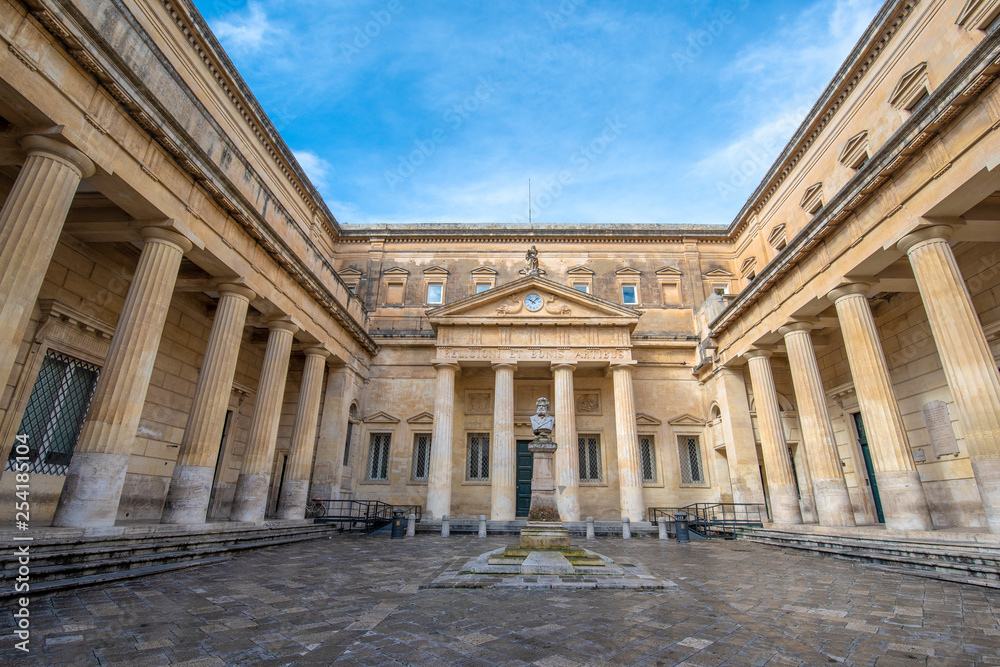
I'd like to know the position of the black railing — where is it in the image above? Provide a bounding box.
[308,499,422,534]
[647,503,767,539]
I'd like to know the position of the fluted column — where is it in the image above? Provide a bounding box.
[230,320,298,523]
[745,350,802,524]
[716,368,766,504]
[552,362,580,521]
[426,361,459,519]
[899,226,1000,533]
[611,361,644,521]
[278,347,330,519]
[829,283,932,530]
[490,362,516,520]
[52,227,192,527]
[779,323,856,526]
[162,284,256,524]
[311,365,359,500]
[0,135,95,390]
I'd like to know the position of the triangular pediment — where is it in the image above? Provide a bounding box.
[363,411,400,424]
[740,256,758,275]
[616,266,642,276]
[567,265,595,275]
[423,266,450,275]
[957,0,1000,29]
[655,266,682,276]
[383,267,410,276]
[703,268,733,278]
[471,266,498,275]
[406,411,434,424]
[635,412,662,426]
[668,413,706,426]
[337,266,362,278]
[426,275,640,328]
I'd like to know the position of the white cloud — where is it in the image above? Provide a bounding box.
[211,3,275,54]
[292,149,332,190]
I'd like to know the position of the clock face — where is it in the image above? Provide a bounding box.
[524,293,544,311]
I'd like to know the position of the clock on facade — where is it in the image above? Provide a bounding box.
[524,293,544,311]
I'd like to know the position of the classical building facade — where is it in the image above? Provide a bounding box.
[2,0,1000,533]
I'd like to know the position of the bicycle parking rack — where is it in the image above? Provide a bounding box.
[647,503,767,540]
[309,499,422,535]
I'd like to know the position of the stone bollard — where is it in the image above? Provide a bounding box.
[586,516,595,540]
[478,514,487,537]
[441,514,450,537]
[657,516,668,540]
[406,512,416,537]
[622,516,631,540]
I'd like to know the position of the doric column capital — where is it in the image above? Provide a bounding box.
[216,282,257,302]
[897,224,954,255]
[432,360,461,373]
[19,134,95,178]
[266,318,299,335]
[743,348,773,362]
[551,361,577,372]
[491,361,517,372]
[609,360,637,373]
[139,225,194,254]
[778,321,814,337]
[303,346,330,360]
[827,282,871,303]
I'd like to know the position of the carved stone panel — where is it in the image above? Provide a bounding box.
[575,392,601,415]
[465,391,493,414]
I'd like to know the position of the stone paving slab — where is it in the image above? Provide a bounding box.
[2,534,999,665]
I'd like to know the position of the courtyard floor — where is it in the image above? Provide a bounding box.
[2,533,999,666]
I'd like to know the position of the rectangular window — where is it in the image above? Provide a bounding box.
[467,432,490,481]
[678,435,704,484]
[386,282,404,305]
[475,283,491,293]
[427,283,443,304]
[367,433,391,480]
[639,435,657,483]
[411,433,431,481]
[573,283,590,293]
[621,284,638,305]
[578,434,602,482]
[5,350,100,476]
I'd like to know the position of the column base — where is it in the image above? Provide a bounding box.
[769,483,803,524]
[51,452,130,528]
[878,470,933,531]
[276,478,308,520]
[229,472,270,523]
[813,478,857,527]
[161,464,214,524]
[971,457,1000,534]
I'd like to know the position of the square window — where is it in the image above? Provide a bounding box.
[639,435,657,483]
[427,283,443,304]
[367,433,391,481]
[386,282,404,305]
[573,283,590,294]
[476,283,491,293]
[713,285,727,296]
[411,434,431,481]
[467,433,490,480]
[622,284,638,305]
[578,434,602,482]
[678,435,704,484]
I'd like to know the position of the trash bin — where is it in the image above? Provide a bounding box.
[391,509,405,539]
[675,512,690,543]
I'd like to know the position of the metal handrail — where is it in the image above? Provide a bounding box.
[647,503,767,538]
[310,500,422,534]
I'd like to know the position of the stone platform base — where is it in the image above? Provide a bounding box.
[420,546,675,589]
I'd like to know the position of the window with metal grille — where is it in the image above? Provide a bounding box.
[466,432,490,481]
[639,435,657,483]
[411,433,431,481]
[367,432,391,480]
[5,350,100,476]
[678,435,704,484]
[578,434,602,482]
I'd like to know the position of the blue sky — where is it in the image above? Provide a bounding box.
[191,0,883,226]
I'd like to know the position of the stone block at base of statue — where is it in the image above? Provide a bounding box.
[520,521,571,549]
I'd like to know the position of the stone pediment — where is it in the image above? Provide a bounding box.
[406,411,434,424]
[655,266,682,276]
[667,413,706,426]
[635,412,662,426]
[426,275,640,328]
[363,411,400,424]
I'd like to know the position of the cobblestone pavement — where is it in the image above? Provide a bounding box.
[3,534,1000,666]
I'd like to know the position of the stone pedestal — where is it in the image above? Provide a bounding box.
[519,434,570,549]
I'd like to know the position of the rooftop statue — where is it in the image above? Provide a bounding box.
[525,245,540,276]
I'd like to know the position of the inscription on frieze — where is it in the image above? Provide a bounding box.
[438,347,628,361]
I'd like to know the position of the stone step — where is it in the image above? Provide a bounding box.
[742,528,1000,586]
[415,520,659,537]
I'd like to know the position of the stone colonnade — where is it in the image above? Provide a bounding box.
[0,134,343,527]
[425,358,643,522]
[733,224,1000,532]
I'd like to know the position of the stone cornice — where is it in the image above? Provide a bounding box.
[337,223,731,244]
[709,24,1000,338]
[18,0,377,356]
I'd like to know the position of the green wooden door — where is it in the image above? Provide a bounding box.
[516,440,533,518]
[853,412,885,523]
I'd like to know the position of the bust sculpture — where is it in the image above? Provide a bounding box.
[530,397,554,436]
